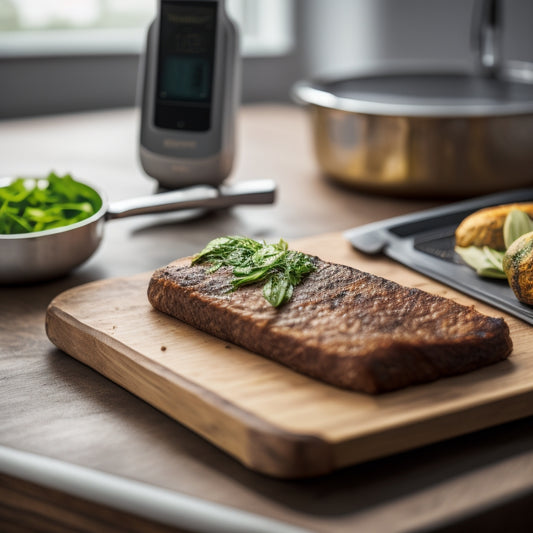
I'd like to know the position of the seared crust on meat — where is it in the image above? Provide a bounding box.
[148,257,512,394]
[455,203,533,250]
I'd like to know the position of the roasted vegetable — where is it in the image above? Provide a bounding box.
[503,230,533,305]
[455,202,533,251]
[456,208,533,305]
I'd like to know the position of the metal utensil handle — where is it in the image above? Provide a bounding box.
[106,180,276,220]
[471,0,502,78]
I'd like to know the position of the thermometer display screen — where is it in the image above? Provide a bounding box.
[155,1,217,132]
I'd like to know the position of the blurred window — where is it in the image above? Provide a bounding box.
[0,0,293,57]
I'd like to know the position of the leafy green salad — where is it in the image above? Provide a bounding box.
[0,172,101,235]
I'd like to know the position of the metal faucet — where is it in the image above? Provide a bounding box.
[471,0,503,78]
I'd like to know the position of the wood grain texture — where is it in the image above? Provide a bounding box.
[45,233,533,479]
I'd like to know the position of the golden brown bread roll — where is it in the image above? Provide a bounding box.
[455,203,533,251]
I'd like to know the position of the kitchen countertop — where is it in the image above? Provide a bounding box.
[1,104,533,532]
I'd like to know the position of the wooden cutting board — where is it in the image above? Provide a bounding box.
[45,232,533,479]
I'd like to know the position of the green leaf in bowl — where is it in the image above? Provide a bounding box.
[0,172,101,235]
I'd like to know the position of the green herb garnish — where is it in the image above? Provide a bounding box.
[0,172,101,235]
[454,245,507,279]
[191,236,316,307]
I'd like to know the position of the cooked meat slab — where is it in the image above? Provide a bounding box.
[147,256,512,394]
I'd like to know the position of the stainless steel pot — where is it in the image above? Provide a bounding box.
[293,0,533,197]
[0,178,275,283]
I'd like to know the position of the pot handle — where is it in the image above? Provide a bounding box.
[105,180,276,220]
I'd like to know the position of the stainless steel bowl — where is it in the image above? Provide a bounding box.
[0,177,276,283]
[0,178,107,283]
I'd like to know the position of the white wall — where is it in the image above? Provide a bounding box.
[301,0,533,79]
[1,0,532,118]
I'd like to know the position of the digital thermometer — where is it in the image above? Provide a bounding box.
[139,0,239,189]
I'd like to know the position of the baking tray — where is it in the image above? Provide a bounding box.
[344,188,533,325]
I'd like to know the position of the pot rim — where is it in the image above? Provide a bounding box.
[293,63,533,118]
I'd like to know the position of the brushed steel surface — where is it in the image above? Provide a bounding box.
[307,102,533,197]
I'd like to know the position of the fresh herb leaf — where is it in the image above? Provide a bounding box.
[0,172,101,235]
[503,208,533,249]
[191,236,316,307]
[483,246,506,271]
[263,271,293,307]
[454,245,507,279]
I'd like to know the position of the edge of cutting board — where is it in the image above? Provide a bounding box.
[45,285,333,478]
